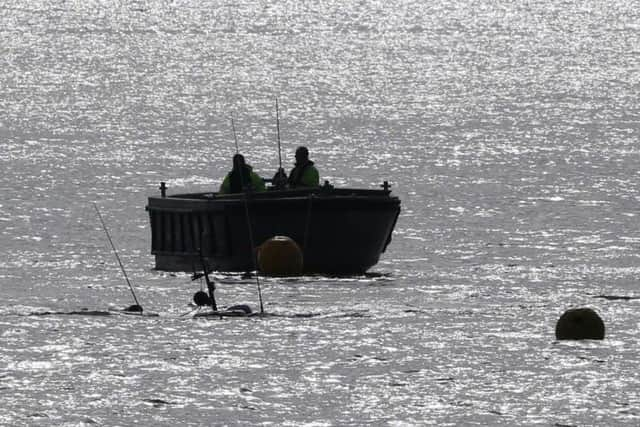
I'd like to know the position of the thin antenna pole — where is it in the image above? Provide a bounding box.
[275,98,282,171]
[93,203,141,309]
[231,115,240,154]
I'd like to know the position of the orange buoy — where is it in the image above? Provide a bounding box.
[257,236,303,276]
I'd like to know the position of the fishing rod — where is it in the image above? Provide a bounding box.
[275,98,283,171]
[231,115,240,154]
[272,98,288,189]
[93,203,143,313]
[230,119,265,314]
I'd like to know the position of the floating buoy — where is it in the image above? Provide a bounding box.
[257,235,303,276]
[555,307,605,340]
[193,290,212,307]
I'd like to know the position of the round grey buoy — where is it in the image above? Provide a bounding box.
[555,307,605,340]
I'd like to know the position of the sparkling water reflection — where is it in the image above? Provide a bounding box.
[2,0,640,425]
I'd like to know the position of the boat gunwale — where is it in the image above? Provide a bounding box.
[164,185,393,198]
[146,187,400,210]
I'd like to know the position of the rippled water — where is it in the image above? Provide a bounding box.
[1,0,640,425]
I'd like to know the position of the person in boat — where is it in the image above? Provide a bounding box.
[219,153,265,194]
[271,167,288,190]
[287,146,319,188]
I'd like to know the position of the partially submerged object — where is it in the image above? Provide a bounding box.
[555,307,605,340]
[190,248,257,317]
[146,181,400,275]
[193,304,255,318]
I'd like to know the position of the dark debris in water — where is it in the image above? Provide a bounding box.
[349,354,390,363]
[30,309,113,317]
[389,381,407,387]
[251,311,368,319]
[27,308,159,317]
[329,311,370,319]
[142,398,173,407]
[28,413,49,418]
[593,295,638,301]
[190,311,366,320]
[290,312,322,318]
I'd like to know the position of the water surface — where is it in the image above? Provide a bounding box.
[1,0,639,425]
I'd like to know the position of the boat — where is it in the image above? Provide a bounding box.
[146,180,401,275]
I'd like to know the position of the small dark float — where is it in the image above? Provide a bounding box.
[555,307,605,340]
[146,180,401,275]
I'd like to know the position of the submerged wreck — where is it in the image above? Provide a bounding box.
[146,181,401,275]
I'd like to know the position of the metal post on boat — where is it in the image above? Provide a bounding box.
[381,181,390,192]
[159,182,167,198]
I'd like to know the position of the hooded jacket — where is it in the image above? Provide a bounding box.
[219,164,265,194]
[288,160,319,188]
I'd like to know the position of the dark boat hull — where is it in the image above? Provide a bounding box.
[146,187,400,275]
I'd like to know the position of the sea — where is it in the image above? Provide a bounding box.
[1,0,639,425]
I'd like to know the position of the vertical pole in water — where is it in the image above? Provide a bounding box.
[230,119,265,314]
[93,203,143,313]
[198,247,218,312]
